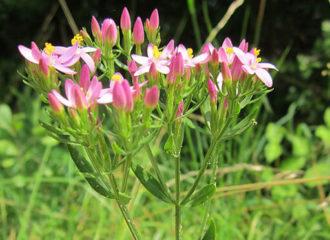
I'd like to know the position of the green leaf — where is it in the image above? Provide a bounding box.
[325,108,330,128]
[287,135,310,157]
[280,157,306,171]
[112,141,125,154]
[164,135,174,155]
[315,125,330,146]
[132,163,172,203]
[304,160,330,187]
[202,219,216,240]
[184,118,196,129]
[264,142,283,163]
[185,184,216,207]
[67,144,115,199]
[265,123,286,144]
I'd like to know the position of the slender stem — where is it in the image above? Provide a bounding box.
[199,153,218,239]
[145,145,174,202]
[121,153,132,193]
[175,154,181,240]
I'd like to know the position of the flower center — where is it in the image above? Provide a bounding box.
[152,46,162,59]
[187,48,193,58]
[225,47,233,55]
[71,34,83,45]
[256,57,261,63]
[111,73,122,83]
[254,48,261,56]
[44,42,55,55]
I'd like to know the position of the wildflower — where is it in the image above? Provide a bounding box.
[233,47,278,87]
[101,18,117,48]
[120,7,131,31]
[150,9,159,30]
[18,42,76,75]
[132,40,174,76]
[133,17,144,45]
[144,86,159,109]
[91,16,101,40]
[176,44,208,68]
[48,92,64,113]
[208,79,217,104]
[112,79,133,112]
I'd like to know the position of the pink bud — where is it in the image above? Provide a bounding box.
[150,9,159,30]
[91,16,101,40]
[93,48,101,65]
[211,49,219,65]
[122,80,133,112]
[208,79,217,104]
[79,64,90,92]
[104,22,117,47]
[133,80,141,101]
[39,57,49,76]
[120,7,131,31]
[127,59,137,77]
[173,53,184,77]
[168,61,175,84]
[48,93,63,113]
[144,86,159,109]
[133,17,144,45]
[184,68,191,81]
[145,18,150,31]
[223,95,229,110]
[112,81,126,110]
[238,39,248,52]
[31,42,41,60]
[80,30,90,41]
[149,62,157,79]
[176,100,184,119]
[72,85,88,110]
[221,62,232,81]
[231,56,242,81]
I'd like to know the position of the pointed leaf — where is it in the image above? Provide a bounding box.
[67,144,115,198]
[202,219,216,240]
[132,163,172,203]
[186,184,216,207]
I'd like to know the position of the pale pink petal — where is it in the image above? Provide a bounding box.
[58,44,78,63]
[97,91,113,104]
[216,72,223,92]
[222,37,233,48]
[233,47,249,65]
[134,65,151,76]
[255,68,273,87]
[65,79,75,103]
[156,64,170,74]
[162,40,174,57]
[52,63,76,75]
[192,53,209,64]
[131,54,149,65]
[80,52,95,74]
[18,45,39,63]
[242,65,255,75]
[54,46,68,55]
[81,47,97,53]
[87,76,102,102]
[218,47,228,64]
[258,63,278,71]
[61,55,80,67]
[177,44,189,59]
[80,65,90,91]
[147,44,154,58]
[52,89,73,107]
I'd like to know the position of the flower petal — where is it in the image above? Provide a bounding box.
[52,89,73,107]
[134,65,151,76]
[18,45,39,63]
[80,52,95,74]
[255,68,273,87]
[131,54,149,65]
[52,62,76,75]
[258,62,278,71]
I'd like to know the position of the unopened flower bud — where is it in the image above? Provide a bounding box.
[112,81,126,110]
[120,7,131,31]
[39,57,49,76]
[93,48,101,65]
[133,80,141,102]
[144,86,159,109]
[48,93,63,113]
[72,85,88,110]
[150,9,159,30]
[211,49,219,65]
[222,62,232,82]
[176,100,184,119]
[149,62,157,80]
[208,79,217,104]
[91,16,101,40]
[122,80,133,112]
[173,53,184,77]
[133,17,144,45]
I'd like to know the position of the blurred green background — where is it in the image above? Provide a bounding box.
[0,0,329,239]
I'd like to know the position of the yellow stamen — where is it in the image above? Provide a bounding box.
[225,47,233,55]
[71,34,83,45]
[256,57,261,63]
[152,46,162,59]
[187,48,193,58]
[111,74,121,83]
[44,42,55,55]
[86,91,90,97]
[254,48,261,56]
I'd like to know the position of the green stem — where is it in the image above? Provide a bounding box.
[175,154,181,240]
[121,153,132,193]
[199,153,218,239]
[145,145,174,202]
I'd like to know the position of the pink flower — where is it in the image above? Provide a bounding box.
[91,16,101,40]
[131,40,174,76]
[176,44,208,67]
[18,42,76,75]
[54,42,97,74]
[101,18,117,47]
[150,9,159,30]
[233,47,278,87]
[133,17,144,45]
[48,92,63,113]
[120,7,131,31]
[97,73,147,104]
[144,86,159,109]
[172,53,184,77]
[208,79,217,104]
[112,79,133,112]
[51,65,102,109]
